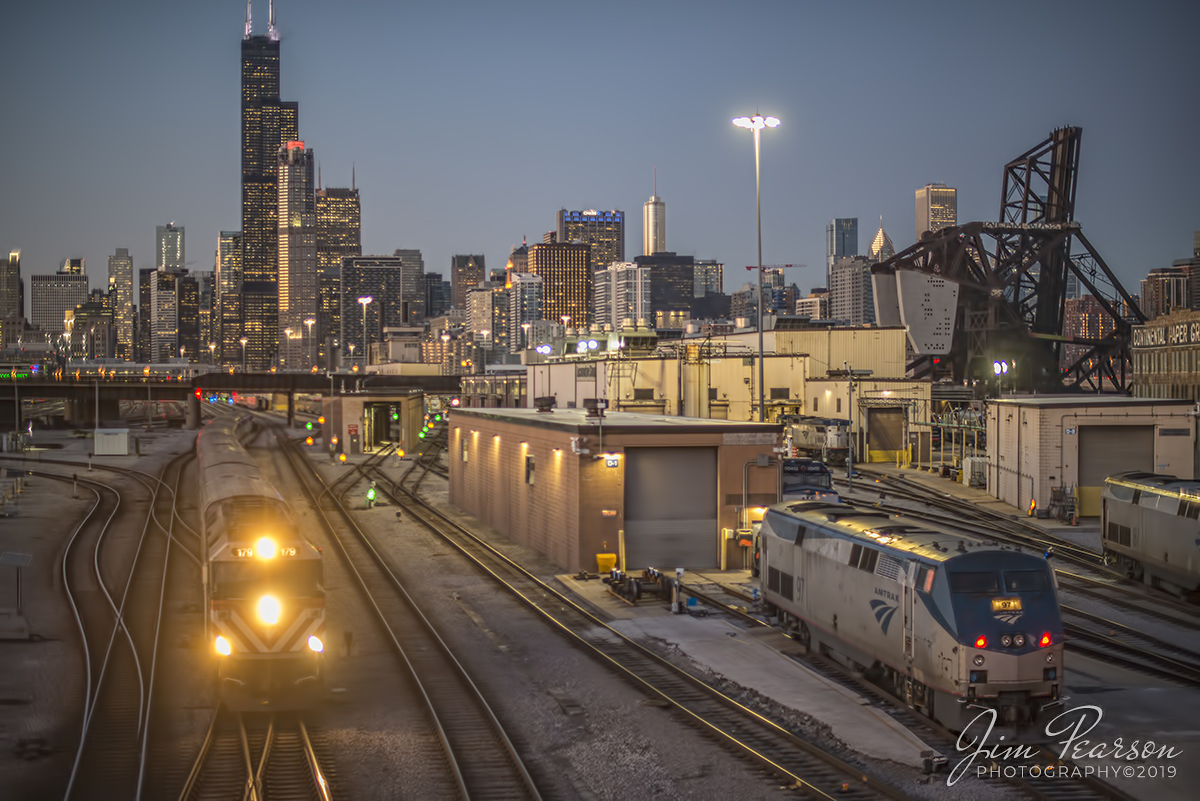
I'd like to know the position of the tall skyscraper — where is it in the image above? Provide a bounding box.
[506,272,541,352]
[556,209,624,274]
[424,272,451,319]
[693,259,723,297]
[316,184,360,362]
[241,0,299,369]
[60,258,85,275]
[215,231,243,364]
[826,218,858,287]
[451,255,486,310]
[156,223,185,272]
[829,255,875,326]
[634,252,694,320]
[594,262,651,330]
[393,250,427,323]
[527,241,590,326]
[107,248,134,360]
[277,140,316,368]
[867,221,895,262]
[2,250,21,320]
[915,183,958,241]
[1139,266,1188,320]
[643,176,665,256]
[31,270,89,337]
[341,256,424,362]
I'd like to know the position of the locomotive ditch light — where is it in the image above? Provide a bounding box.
[215,635,232,656]
[974,635,987,648]
[255,537,278,559]
[308,635,324,653]
[257,595,282,625]
[1014,634,1026,647]
[1039,632,1052,648]
[973,655,985,666]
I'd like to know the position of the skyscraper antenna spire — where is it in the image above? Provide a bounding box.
[244,0,252,39]
[653,167,657,197]
[268,0,278,41]
[318,163,322,190]
[352,163,356,192]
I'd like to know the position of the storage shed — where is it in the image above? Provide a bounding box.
[986,396,1195,517]
[448,407,782,573]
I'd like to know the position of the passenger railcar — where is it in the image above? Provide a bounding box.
[785,416,850,465]
[197,416,325,709]
[759,500,1064,730]
[1102,471,1200,596]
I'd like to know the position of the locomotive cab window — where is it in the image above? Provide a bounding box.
[1003,570,1049,592]
[916,565,935,593]
[947,571,1000,593]
[212,561,323,598]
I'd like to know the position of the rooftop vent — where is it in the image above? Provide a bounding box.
[534,396,556,413]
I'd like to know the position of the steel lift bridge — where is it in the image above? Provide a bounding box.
[873,127,1145,393]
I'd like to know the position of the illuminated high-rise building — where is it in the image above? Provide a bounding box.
[556,209,624,274]
[2,250,23,347]
[867,221,895,262]
[215,231,243,364]
[316,184,360,363]
[527,241,590,325]
[156,223,185,272]
[241,0,298,369]
[393,250,427,323]
[107,248,134,360]
[60,258,85,275]
[451,255,486,310]
[643,179,665,256]
[826,218,858,288]
[694,259,723,297]
[277,140,316,368]
[915,183,957,241]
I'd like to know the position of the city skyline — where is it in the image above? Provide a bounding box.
[1,0,1197,306]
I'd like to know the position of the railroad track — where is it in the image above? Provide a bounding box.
[351,453,920,799]
[276,431,541,800]
[178,708,334,800]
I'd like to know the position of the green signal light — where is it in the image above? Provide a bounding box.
[434,414,442,422]
[391,413,399,421]
[418,432,426,439]
[306,422,313,430]
[366,487,376,501]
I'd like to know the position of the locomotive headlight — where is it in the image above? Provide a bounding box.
[215,635,232,656]
[1001,634,1013,648]
[308,635,324,653]
[1014,634,1026,647]
[973,655,985,666]
[255,537,277,560]
[257,595,282,625]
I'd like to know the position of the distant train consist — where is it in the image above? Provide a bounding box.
[196,415,326,709]
[1102,471,1200,597]
[780,458,838,502]
[784,416,850,464]
[759,500,1064,730]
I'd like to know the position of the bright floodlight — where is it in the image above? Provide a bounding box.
[732,115,781,130]
[993,361,1002,375]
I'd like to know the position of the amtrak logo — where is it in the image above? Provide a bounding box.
[870,599,898,634]
[995,613,1023,625]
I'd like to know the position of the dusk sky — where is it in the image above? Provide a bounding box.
[2,0,1196,301]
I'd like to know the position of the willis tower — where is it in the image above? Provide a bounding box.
[240,0,297,369]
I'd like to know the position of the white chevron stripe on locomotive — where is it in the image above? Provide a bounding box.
[223,610,322,654]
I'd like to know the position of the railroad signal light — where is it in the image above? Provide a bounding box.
[339,453,347,463]
[305,436,314,445]
[330,436,339,446]
[194,387,203,400]
[318,416,325,425]
[306,421,313,430]
[434,414,442,422]
[418,431,426,439]
[367,482,377,508]
[391,412,399,421]
[450,397,460,407]
[397,449,405,458]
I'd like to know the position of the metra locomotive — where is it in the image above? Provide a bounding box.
[759,500,1064,729]
[197,416,325,709]
[1102,471,1200,597]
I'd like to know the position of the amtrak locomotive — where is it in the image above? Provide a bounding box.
[1102,471,1200,597]
[197,416,326,709]
[759,500,1064,730]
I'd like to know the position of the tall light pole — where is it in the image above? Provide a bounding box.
[733,112,780,423]
[304,317,315,369]
[284,328,293,369]
[208,342,216,365]
[240,337,248,373]
[357,296,373,367]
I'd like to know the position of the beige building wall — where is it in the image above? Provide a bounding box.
[448,409,782,572]
[987,398,1195,516]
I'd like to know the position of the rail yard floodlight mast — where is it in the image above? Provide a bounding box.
[872,127,1145,394]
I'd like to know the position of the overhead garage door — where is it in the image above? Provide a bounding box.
[866,407,905,462]
[624,447,717,569]
[1078,426,1154,516]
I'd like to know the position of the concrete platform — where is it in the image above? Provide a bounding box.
[555,571,939,769]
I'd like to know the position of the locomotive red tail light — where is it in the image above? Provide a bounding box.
[974,636,987,648]
[1039,632,1052,648]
